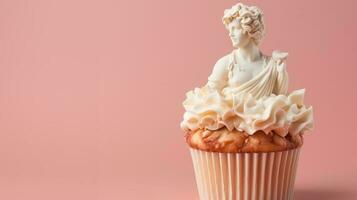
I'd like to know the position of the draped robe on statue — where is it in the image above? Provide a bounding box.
[207,50,289,102]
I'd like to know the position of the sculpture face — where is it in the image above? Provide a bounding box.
[228,20,250,48]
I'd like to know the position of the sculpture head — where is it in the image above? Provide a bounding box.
[222,3,265,48]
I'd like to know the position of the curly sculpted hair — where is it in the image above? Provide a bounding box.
[222,3,265,44]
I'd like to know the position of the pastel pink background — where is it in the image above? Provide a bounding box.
[0,0,356,199]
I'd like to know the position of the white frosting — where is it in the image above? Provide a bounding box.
[181,86,314,136]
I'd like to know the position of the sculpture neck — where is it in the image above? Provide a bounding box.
[236,41,261,62]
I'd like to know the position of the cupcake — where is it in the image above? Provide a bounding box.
[180,3,314,200]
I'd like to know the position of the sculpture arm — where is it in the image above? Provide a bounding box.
[272,51,289,95]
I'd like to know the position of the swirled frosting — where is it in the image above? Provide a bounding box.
[180,51,314,138]
[181,87,313,137]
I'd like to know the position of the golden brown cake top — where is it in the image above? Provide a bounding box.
[185,128,302,153]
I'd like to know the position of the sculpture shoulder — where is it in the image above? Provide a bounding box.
[271,50,289,72]
[213,53,232,70]
[208,53,232,82]
[272,50,289,62]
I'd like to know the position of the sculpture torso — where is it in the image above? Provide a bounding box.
[227,50,269,87]
[207,50,289,101]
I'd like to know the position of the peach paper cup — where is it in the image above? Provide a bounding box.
[190,147,300,200]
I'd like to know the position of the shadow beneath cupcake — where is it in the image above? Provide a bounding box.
[295,188,356,200]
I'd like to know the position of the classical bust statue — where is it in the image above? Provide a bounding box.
[206,3,289,101]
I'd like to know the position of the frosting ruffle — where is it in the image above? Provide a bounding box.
[181,86,313,137]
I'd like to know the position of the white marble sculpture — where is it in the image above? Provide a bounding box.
[207,3,289,101]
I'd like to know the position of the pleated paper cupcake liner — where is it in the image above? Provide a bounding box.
[190,148,300,200]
